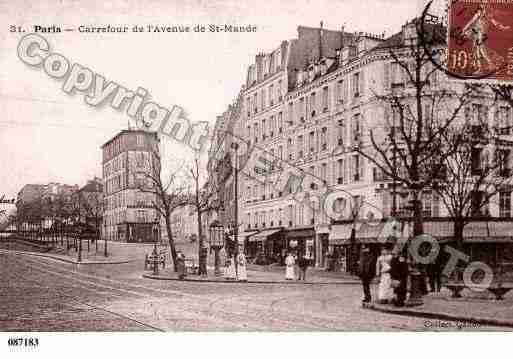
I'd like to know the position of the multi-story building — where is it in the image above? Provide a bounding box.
[160,203,198,243]
[101,129,160,243]
[211,20,513,270]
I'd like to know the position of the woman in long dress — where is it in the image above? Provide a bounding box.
[376,248,394,303]
[224,255,236,280]
[237,252,248,282]
[285,253,295,280]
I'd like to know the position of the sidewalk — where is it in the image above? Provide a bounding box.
[0,237,137,265]
[143,266,360,285]
[366,288,513,328]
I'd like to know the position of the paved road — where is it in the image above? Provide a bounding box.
[0,249,501,331]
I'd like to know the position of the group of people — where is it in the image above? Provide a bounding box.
[223,250,248,282]
[358,245,443,306]
[285,252,312,281]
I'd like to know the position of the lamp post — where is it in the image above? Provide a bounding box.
[209,219,225,277]
[103,220,108,257]
[231,142,240,273]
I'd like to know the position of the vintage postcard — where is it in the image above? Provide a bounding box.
[0,0,512,357]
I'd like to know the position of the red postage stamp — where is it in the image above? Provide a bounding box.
[447,0,513,83]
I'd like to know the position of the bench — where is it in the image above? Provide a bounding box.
[444,283,513,300]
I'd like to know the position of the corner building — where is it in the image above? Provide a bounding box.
[102,130,160,243]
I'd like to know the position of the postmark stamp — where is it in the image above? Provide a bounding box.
[447,0,513,84]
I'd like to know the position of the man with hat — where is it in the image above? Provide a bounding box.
[358,245,376,304]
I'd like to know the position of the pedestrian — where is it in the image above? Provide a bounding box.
[237,251,248,282]
[198,244,208,277]
[176,251,186,280]
[224,254,236,280]
[426,248,443,292]
[357,245,376,304]
[297,253,310,281]
[390,250,409,307]
[285,252,295,280]
[376,247,394,304]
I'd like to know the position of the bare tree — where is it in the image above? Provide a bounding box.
[133,149,188,271]
[435,104,513,249]
[187,155,221,275]
[356,19,476,237]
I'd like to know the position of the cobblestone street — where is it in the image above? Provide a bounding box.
[0,249,504,331]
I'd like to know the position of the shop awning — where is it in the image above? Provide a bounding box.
[250,228,282,242]
[329,224,352,245]
[357,220,409,243]
[285,227,315,240]
[408,220,513,243]
[228,231,258,244]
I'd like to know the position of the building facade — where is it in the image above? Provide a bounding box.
[101,130,160,243]
[210,20,513,269]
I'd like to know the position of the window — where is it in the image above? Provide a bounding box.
[321,127,328,150]
[288,102,294,126]
[269,116,275,137]
[269,84,274,105]
[287,138,294,160]
[261,89,265,109]
[497,149,510,176]
[322,86,329,111]
[337,80,346,103]
[337,159,344,184]
[500,191,511,218]
[299,97,305,122]
[277,80,282,100]
[352,114,361,141]
[471,147,482,175]
[321,163,327,182]
[309,131,315,153]
[353,155,363,181]
[262,119,266,139]
[352,72,360,97]
[278,112,283,132]
[498,106,511,135]
[310,92,316,117]
[253,93,258,113]
[422,192,433,218]
[297,135,304,158]
[278,145,283,160]
[337,119,345,145]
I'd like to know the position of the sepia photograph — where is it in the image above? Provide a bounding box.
[1,0,513,356]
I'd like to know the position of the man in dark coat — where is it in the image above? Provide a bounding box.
[358,245,376,303]
[390,251,409,307]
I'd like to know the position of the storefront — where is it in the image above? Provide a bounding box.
[315,224,330,268]
[328,222,352,272]
[248,227,284,264]
[284,226,316,261]
[119,222,159,243]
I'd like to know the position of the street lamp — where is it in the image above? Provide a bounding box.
[209,219,225,277]
[231,142,240,272]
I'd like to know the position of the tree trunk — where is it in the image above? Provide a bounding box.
[197,208,207,275]
[165,216,178,272]
[453,218,466,281]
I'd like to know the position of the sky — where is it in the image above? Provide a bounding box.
[0,0,442,199]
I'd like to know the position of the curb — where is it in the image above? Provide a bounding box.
[142,273,360,285]
[0,248,136,265]
[366,303,513,328]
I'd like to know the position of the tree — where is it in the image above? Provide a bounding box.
[187,155,221,276]
[356,18,475,237]
[435,101,513,249]
[133,149,188,271]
